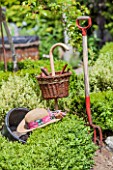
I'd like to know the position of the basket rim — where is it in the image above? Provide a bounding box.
[36,71,72,79]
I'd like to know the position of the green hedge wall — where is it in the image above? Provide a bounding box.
[0,59,80,127]
[0,114,96,170]
[91,91,113,131]
[0,59,97,170]
[68,90,113,131]
[90,42,113,92]
[1,57,113,132]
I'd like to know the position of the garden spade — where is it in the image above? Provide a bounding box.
[76,16,103,146]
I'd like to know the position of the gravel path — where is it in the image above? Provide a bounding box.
[92,146,113,170]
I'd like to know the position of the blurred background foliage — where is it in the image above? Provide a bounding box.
[0,0,113,66]
[0,0,89,64]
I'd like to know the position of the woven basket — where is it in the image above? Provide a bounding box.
[36,71,71,99]
[36,43,72,100]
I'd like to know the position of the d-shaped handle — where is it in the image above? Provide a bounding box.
[76,16,92,36]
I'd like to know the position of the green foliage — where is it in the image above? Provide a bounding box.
[0,59,74,126]
[0,59,70,79]
[90,91,113,131]
[0,58,71,73]
[0,74,44,127]
[78,1,113,39]
[100,1,113,36]
[0,71,12,87]
[67,89,113,131]
[3,58,113,132]
[1,0,89,58]
[88,35,100,66]
[0,114,96,170]
[17,58,68,71]
[89,42,113,92]
[0,62,13,71]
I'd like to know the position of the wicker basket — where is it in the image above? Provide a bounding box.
[36,71,71,99]
[36,43,72,100]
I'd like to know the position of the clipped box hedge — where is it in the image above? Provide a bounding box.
[68,90,113,132]
[90,42,113,92]
[0,59,77,127]
[0,59,97,170]
[0,114,96,170]
[1,57,113,133]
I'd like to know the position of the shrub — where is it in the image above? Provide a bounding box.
[17,59,71,79]
[0,62,13,71]
[0,114,96,170]
[90,90,113,131]
[3,58,113,132]
[68,90,113,131]
[0,59,76,126]
[0,71,12,87]
[0,59,71,81]
[0,74,45,128]
[0,59,68,72]
[0,70,85,128]
[89,42,113,92]
[0,58,98,170]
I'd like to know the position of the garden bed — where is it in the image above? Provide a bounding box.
[92,146,113,170]
[1,55,113,169]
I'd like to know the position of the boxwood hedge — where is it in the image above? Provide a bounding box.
[90,42,113,92]
[0,59,82,127]
[68,90,113,131]
[0,114,96,170]
[1,57,113,133]
[0,59,97,170]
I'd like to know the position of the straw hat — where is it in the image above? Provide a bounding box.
[17,108,61,133]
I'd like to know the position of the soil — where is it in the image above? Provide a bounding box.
[92,145,113,170]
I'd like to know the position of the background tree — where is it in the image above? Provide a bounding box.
[79,0,113,47]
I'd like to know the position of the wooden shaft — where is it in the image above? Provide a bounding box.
[49,43,69,76]
[0,6,2,23]
[49,51,55,76]
[41,67,49,76]
[1,23,7,71]
[61,64,68,74]
[82,36,90,97]
[3,16,18,71]
[55,98,58,110]
[83,36,92,124]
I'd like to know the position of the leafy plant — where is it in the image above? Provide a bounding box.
[90,91,113,131]
[0,59,70,81]
[0,74,44,127]
[0,71,12,87]
[0,114,96,170]
[1,0,89,59]
[88,35,100,66]
[67,89,113,132]
[89,42,113,92]
[0,59,75,126]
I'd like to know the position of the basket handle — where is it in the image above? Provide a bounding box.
[49,43,69,76]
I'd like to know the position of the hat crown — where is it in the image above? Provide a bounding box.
[17,108,60,133]
[25,108,49,123]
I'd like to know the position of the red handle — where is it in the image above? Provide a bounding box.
[76,16,92,36]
